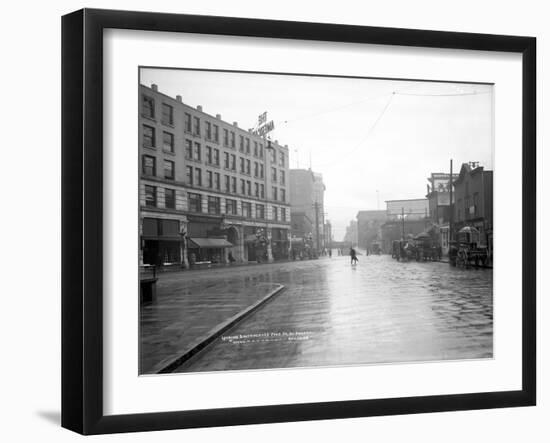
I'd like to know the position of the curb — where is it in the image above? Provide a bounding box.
[153,284,286,374]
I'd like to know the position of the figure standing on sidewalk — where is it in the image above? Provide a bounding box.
[350,247,358,265]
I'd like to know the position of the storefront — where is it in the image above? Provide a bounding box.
[242,226,262,262]
[271,228,290,260]
[187,237,233,264]
[141,217,182,266]
[439,223,450,255]
[290,236,314,259]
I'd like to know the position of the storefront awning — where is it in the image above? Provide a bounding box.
[458,226,480,234]
[189,238,233,248]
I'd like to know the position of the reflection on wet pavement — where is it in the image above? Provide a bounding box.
[173,255,492,373]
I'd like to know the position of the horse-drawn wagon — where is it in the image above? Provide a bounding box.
[450,226,489,268]
[413,232,442,261]
[392,239,417,261]
[369,241,381,255]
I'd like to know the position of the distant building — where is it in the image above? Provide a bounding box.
[385,198,429,220]
[324,220,333,250]
[343,220,358,246]
[380,198,429,252]
[453,163,493,253]
[356,210,386,251]
[313,172,327,249]
[139,83,291,266]
[289,169,326,252]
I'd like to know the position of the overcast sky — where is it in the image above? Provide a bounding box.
[140,68,493,241]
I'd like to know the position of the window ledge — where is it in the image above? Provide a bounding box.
[141,115,156,123]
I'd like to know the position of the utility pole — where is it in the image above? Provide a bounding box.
[314,201,321,254]
[449,159,453,242]
[401,206,405,239]
[323,211,329,252]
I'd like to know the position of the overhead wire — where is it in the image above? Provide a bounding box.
[394,90,492,97]
[313,92,395,168]
[276,91,393,127]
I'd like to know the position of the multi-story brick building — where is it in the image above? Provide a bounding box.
[139,83,291,267]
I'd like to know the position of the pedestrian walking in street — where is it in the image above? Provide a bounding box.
[350,247,358,265]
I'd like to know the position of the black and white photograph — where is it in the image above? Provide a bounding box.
[1,0,546,439]
[138,67,494,375]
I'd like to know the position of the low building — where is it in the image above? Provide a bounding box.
[452,162,493,254]
[385,198,429,220]
[380,198,429,252]
[425,172,459,255]
[380,219,430,253]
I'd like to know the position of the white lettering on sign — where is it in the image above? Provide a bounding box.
[254,120,275,137]
[258,112,267,125]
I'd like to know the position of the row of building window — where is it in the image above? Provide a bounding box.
[142,95,286,166]
[184,166,286,202]
[142,155,174,180]
[142,155,287,201]
[143,124,285,168]
[143,185,287,220]
[143,130,287,183]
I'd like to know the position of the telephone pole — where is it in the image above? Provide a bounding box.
[449,159,454,242]
[401,207,405,239]
[314,201,321,254]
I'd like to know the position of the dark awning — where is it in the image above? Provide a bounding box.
[458,226,480,234]
[189,238,233,248]
[414,232,431,239]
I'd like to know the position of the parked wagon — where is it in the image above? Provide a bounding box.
[392,239,417,261]
[452,226,489,268]
[413,232,442,261]
[370,241,381,255]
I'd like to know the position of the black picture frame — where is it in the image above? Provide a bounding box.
[62,8,536,435]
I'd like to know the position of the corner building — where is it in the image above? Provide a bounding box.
[139,84,291,267]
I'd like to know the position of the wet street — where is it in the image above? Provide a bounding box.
[165,253,492,373]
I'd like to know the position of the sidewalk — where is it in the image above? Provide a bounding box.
[154,256,321,274]
[140,274,284,374]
